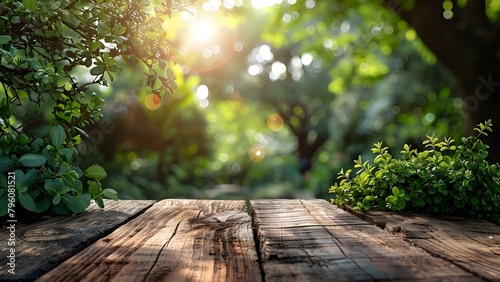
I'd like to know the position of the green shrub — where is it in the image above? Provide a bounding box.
[330,120,500,224]
[0,123,117,215]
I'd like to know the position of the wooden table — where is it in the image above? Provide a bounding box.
[1,199,499,281]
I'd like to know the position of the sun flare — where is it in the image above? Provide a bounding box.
[188,19,218,43]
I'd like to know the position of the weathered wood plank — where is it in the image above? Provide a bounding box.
[37,199,262,282]
[251,199,481,281]
[346,207,500,281]
[0,200,155,281]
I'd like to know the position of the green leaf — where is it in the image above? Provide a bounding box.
[411,198,425,207]
[0,35,11,45]
[79,194,92,209]
[159,59,167,69]
[88,180,101,197]
[51,202,72,215]
[29,59,42,70]
[24,169,38,188]
[397,198,406,210]
[374,154,384,164]
[90,41,105,51]
[53,193,61,205]
[392,186,399,197]
[41,75,51,84]
[0,156,14,173]
[386,195,397,203]
[84,164,107,180]
[0,48,13,62]
[50,1,60,9]
[60,148,75,156]
[72,166,84,178]
[102,188,118,200]
[90,65,105,76]
[14,170,25,190]
[97,22,110,35]
[19,154,47,167]
[485,190,492,198]
[75,126,89,138]
[94,196,104,208]
[59,186,71,194]
[18,192,37,212]
[61,174,81,193]
[44,179,63,193]
[50,125,65,147]
[22,0,37,12]
[62,194,85,214]
[17,186,28,193]
[34,196,52,213]
[85,57,92,67]
[0,193,8,216]
[58,162,71,174]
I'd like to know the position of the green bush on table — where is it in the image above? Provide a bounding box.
[330,120,500,224]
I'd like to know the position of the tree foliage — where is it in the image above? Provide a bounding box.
[263,0,500,164]
[0,0,179,215]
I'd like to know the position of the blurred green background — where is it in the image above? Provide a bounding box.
[67,0,468,201]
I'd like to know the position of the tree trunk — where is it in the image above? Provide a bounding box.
[390,0,500,164]
[459,68,500,164]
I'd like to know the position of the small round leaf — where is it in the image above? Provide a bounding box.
[53,193,61,205]
[50,125,66,147]
[62,194,85,214]
[90,65,105,76]
[0,156,14,173]
[84,164,107,180]
[18,192,37,212]
[19,154,47,167]
[411,198,425,208]
[102,188,118,200]
[0,35,12,45]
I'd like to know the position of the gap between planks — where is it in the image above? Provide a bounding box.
[0,200,155,281]
[251,199,485,281]
[37,199,262,282]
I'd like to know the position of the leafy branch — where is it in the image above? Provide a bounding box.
[0,0,186,215]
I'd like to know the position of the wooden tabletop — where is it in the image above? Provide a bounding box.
[1,199,499,281]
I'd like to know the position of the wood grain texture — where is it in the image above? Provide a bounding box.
[0,200,155,281]
[37,199,262,282]
[251,199,480,281]
[348,208,500,281]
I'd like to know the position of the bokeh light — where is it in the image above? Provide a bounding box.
[251,0,283,9]
[267,114,284,131]
[248,144,266,162]
[144,94,161,111]
[195,84,210,108]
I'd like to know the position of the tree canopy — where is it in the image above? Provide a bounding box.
[263,0,500,163]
